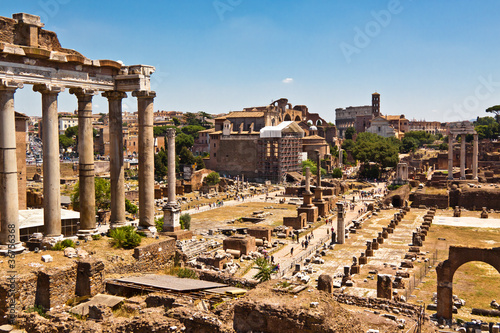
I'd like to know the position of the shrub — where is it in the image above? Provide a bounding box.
[155,216,164,232]
[180,213,191,230]
[92,234,101,241]
[27,305,47,318]
[332,168,342,178]
[109,226,142,249]
[176,267,198,279]
[125,199,138,214]
[52,239,75,251]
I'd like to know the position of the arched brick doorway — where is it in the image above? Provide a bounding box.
[391,195,402,208]
[436,246,500,320]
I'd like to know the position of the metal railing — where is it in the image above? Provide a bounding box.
[405,249,438,301]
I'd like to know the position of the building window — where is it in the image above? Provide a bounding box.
[214,143,216,148]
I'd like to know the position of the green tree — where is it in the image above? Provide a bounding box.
[181,125,206,138]
[301,159,326,176]
[205,171,220,185]
[349,132,399,168]
[179,146,195,166]
[180,213,191,230]
[253,257,275,282]
[125,199,138,214]
[71,177,111,212]
[154,149,168,180]
[195,155,205,170]
[332,168,342,178]
[486,105,500,123]
[183,112,202,126]
[59,135,74,149]
[64,125,78,138]
[400,136,420,153]
[345,126,356,140]
[172,117,181,126]
[175,133,194,153]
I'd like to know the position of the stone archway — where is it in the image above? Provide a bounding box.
[284,114,292,121]
[295,115,301,122]
[391,195,402,208]
[436,246,500,320]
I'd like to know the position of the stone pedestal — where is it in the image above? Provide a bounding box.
[163,205,181,232]
[382,228,389,239]
[350,264,360,274]
[377,274,392,300]
[359,253,367,265]
[372,239,379,250]
[298,168,318,223]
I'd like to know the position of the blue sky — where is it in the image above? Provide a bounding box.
[2,0,500,122]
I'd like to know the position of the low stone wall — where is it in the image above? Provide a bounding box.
[133,238,176,261]
[35,264,78,310]
[332,293,424,318]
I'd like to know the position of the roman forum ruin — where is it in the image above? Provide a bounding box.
[0,13,157,253]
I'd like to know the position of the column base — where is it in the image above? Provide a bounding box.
[109,221,129,229]
[41,235,64,249]
[0,243,25,256]
[76,228,99,239]
[137,225,157,238]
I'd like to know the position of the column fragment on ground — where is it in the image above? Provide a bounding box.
[133,90,156,231]
[0,81,24,253]
[163,128,181,232]
[34,84,63,238]
[103,91,127,228]
[70,88,97,235]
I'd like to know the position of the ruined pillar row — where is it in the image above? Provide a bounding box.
[460,134,466,180]
[473,133,478,180]
[133,90,156,228]
[102,91,127,228]
[447,135,454,180]
[0,82,23,252]
[70,88,97,233]
[34,84,64,238]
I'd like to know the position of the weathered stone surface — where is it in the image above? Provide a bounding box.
[377,274,392,300]
[317,274,333,294]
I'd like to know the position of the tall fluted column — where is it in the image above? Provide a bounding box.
[460,134,466,180]
[70,88,97,235]
[473,134,478,180]
[0,81,24,253]
[103,91,127,228]
[133,90,156,230]
[448,135,454,180]
[34,84,64,238]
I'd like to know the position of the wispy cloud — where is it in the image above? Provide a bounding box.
[282,78,293,84]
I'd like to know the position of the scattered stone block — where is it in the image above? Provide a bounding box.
[41,254,53,262]
[317,274,333,293]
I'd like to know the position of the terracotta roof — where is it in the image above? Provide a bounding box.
[384,115,405,121]
[198,128,215,133]
[15,111,29,120]
[225,111,265,118]
[302,134,325,140]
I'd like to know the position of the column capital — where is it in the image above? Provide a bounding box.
[33,84,64,94]
[166,128,176,139]
[69,87,97,98]
[132,90,156,99]
[102,90,127,100]
[0,79,23,90]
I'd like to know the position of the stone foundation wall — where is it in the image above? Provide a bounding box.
[411,193,449,209]
[246,227,272,242]
[133,238,176,261]
[35,264,78,310]
[195,270,258,289]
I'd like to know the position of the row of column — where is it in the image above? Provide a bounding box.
[447,134,478,180]
[0,82,157,252]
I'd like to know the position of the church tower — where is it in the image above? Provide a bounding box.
[372,92,380,117]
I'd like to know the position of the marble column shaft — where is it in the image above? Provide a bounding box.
[133,90,156,227]
[460,134,466,179]
[473,134,478,180]
[447,135,454,180]
[103,91,127,226]
[337,202,345,244]
[305,167,311,193]
[166,128,177,207]
[34,84,63,237]
[70,88,96,231]
[0,84,22,248]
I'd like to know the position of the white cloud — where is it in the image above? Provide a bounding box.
[282,78,294,84]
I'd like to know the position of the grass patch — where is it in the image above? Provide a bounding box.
[26,305,47,318]
[52,239,75,251]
